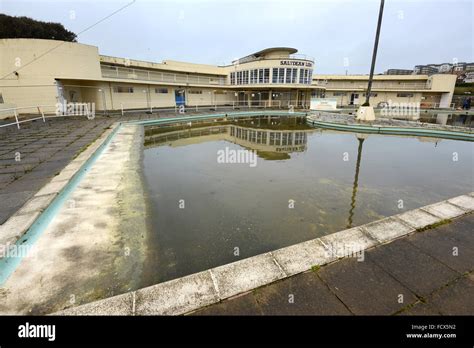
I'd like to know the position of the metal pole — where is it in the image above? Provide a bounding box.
[14,109,20,129]
[364,0,385,106]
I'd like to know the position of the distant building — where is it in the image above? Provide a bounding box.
[414,62,474,75]
[414,65,440,75]
[385,69,413,75]
[464,72,474,83]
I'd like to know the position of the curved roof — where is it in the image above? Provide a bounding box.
[251,47,298,57]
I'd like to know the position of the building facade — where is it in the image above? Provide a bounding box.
[313,74,457,108]
[0,39,458,116]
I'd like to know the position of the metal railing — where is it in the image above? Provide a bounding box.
[233,53,315,64]
[116,99,314,116]
[320,82,429,90]
[101,65,227,86]
[0,104,94,129]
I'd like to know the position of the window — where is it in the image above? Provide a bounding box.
[285,68,292,83]
[243,70,249,84]
[250,69,258,84]
[155,88,168,94]
[0,93,3,103]
[278,68,285,83]
[189,90,203,94]
[258,69,265,84]
[263,69,270,83]
[299,69,305,84]
[333,92,346,96]
[397,93,414,97]
[272,68,278,83]
[113,86,134,93]
[362,92,377,97]
[299,69,312,84]
[285,68,297,83]
[236,71,242,84]
[230,72,235,85]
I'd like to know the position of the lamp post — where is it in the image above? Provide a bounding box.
[356,0,385,121]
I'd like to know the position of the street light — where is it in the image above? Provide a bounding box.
[356,0,385,121]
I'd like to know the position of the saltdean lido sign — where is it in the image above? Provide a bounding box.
[280,60,313,67]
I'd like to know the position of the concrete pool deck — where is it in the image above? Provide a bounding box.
[0,111,472,315]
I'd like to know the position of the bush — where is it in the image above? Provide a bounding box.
[0,14,77,42]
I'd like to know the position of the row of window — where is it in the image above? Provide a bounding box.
[331,92,414,98]
[230,68,312,85]
[113,87,170,94]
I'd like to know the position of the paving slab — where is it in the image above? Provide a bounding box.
[397,208,442,229]
[271,238,336,276]
[210,253,286,300]
[400,301,441,315]
[447,195,474,211]
[367,239,460,297]
[0,211,40,246]
[320,227,378,258]
[427,273,474,315]
[191,292,262,316]
[254,271,351,315]
[34,179,69,197]
[16,194,56,215]
[135,271,219,315]
[361,217,414,243]
[54,292,134,316]
[406,220,474,273]
[422,201,467,220]
[318,257,417,315]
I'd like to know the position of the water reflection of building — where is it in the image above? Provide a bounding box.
[229,126,307,154]
[144,124,310,158]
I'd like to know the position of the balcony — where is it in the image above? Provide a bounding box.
[317,81,429,90]
[101,64,226,86]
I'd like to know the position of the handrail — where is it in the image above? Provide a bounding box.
[0,104,94,129]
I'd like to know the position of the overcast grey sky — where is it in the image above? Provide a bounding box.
[1,0,473,74]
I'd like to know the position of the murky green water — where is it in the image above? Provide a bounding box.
[142,116,474,283]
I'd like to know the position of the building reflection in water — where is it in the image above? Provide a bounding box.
[144,121,310,160]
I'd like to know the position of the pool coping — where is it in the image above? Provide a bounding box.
[306,115,474,141]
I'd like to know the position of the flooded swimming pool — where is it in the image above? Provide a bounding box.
[142,116,473,283]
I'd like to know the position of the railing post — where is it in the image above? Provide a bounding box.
[38,106,45,122]
[121,103,124,116]
[14,109,20,129]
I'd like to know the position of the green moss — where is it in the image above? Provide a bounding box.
[416,219,452,232]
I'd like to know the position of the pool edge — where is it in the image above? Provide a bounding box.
[52,192,474,316]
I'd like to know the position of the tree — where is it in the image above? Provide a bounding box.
[0,14,77,42]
